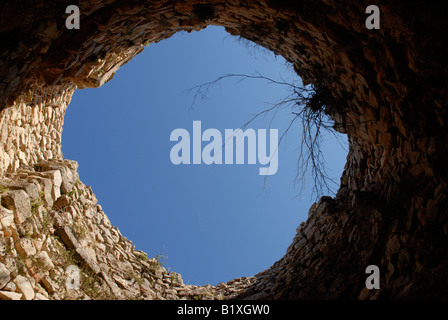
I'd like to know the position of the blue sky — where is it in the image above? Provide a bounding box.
[62,26,347,286]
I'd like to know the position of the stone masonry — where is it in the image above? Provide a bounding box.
[0,159,255,299]
[0,1,447,299]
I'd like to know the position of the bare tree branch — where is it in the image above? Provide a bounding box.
[185,72,346,200]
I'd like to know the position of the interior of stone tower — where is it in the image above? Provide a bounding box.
[0,0,447,301]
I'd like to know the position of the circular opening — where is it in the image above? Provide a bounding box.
[62,26,347,285]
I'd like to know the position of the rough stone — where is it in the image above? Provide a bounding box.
[13,275,35,300]
[34,251,55,272]
[1,190,31,225]
[0,206,14,229]
[15,238,37,257]
[0,1,446,300]
[0,290,22,300]
[0,262,10,289]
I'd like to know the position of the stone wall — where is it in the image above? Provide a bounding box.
[0,1,447,299]
[0,159,255,299]
[0,85,74,176]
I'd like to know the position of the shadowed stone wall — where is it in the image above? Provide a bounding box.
[0,0,447,299]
